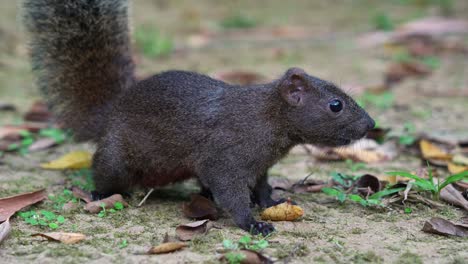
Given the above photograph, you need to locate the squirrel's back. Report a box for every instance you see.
[23,0,135,141]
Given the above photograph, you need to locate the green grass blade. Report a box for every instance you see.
[386,171,435,191]
[439,171,468,191]
[368,187,405,200]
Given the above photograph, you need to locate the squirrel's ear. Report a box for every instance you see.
[279,68,308,107]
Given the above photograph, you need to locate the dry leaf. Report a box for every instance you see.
[0,189,47,222]
[71,186,92,203]
[41,151,92,170]
[260,202,304,221]
[23,101,53,123]
[290,176,329,193]
[328,139,397,163]
[395,17,468,39]
[175,219,212,241]
[221,250,273,264]
[28,138,57,152]
[448,162,468,174]
[32,232,86,244]
[147,242,187,254]
[0,219,11,244]
[182,194,218,220]
[0,123,47,140]
[419,139,453,160]
[422,217,468,237]
[356,174,381,196]
[84,194,127,214]
[440,184,468,211]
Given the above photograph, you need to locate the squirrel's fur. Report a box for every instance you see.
[24,0,374,235]
[23,0,135,141]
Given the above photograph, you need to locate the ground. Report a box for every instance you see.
[1,0,468,263]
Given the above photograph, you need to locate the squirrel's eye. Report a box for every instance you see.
[329,99,343,113]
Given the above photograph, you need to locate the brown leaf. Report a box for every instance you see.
[147,242,187,254]
[24,101,53,123]
[260,202,304,221]
[0,124,44,140]
[0,219,11,244]
[329,139,397,163]
[440,184,468,211]
[0,189,47,222]
[182,194,218,220]
[448,162,468,174]
[422,217,468,237]
[221,250,273,264]
[84,194,127,214]
[32,232,86,244]
[420,139,453,160]
[385,61,431,86]
[395,17,468,39]
[175,219,212,241]
[71,186,92,203]
[355,174,381,196]
[28,138,57,152]
[291,176,329,193]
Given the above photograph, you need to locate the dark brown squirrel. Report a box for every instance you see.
[23,0,375,235]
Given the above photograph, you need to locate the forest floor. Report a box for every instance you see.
[1,1,468,263]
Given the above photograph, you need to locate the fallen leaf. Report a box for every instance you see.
[221,249,273,264]
[0,123,47,139]
[355,174,381,196]
[32,232,86,244]
[291,176,329,193]
[385,61,432,86]
[327,139,397,163]
[175,219,212,241]
[260,202,304,221]
[440,184,468,211]
[0,219,11,244]
[419,139,453,160]
[28,138,57,152]
[422,217,468,237]
[147,242,187,254]
[182,194,218,220]
[41,151,92,170]
[71,186,92,203]
[395,17,468,39]
[23,101,53,123]
[453,154,468,166]
[448,162,468,174]
[84,194,127,214]
[0,189,47,222]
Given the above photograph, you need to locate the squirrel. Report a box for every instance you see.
[23,0,375,235]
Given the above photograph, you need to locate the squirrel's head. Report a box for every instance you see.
[277,68,375,147]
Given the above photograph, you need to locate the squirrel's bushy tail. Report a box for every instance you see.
[23,0,135,141]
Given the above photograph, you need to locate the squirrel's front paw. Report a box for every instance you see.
[249,221,275,236]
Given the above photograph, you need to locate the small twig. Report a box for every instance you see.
[137,188,154,207]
